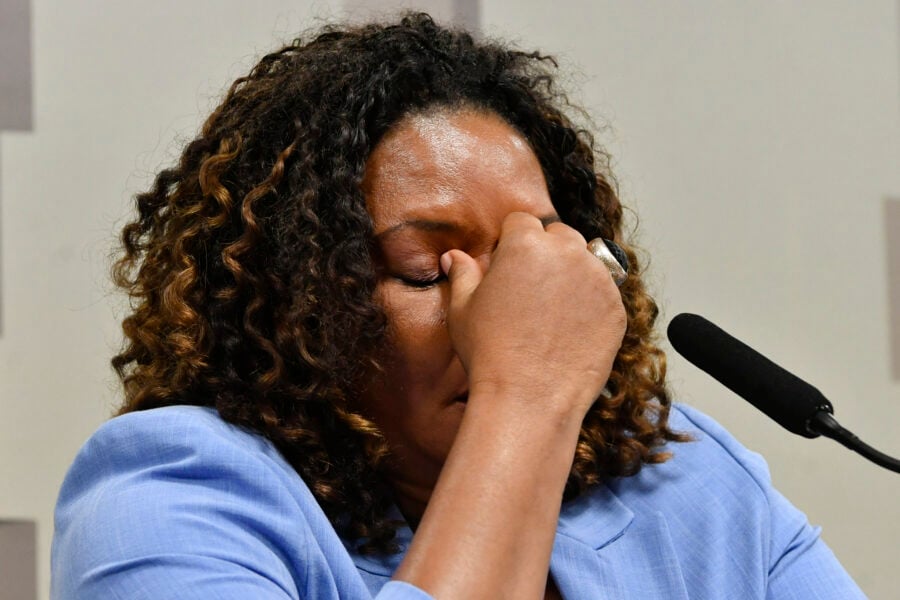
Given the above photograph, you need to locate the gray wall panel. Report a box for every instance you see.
[0,0,32,130]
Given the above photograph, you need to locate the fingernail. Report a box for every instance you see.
[440,252,453,274]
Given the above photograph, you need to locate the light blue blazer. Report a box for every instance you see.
[51,404,864,599]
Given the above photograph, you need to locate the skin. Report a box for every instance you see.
[361,108,627,599]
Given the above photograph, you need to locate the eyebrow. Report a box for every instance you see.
[375,214,562,238]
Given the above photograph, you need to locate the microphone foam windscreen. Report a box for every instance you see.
[667,313,832,438]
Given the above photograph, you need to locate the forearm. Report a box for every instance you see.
[393,389,584,600]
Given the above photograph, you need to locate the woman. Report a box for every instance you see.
[52,13,863,599]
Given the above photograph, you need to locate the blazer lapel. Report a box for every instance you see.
[348,485,689,599]
[551,484,689,599]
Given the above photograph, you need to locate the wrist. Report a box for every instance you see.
[466,377,598,428]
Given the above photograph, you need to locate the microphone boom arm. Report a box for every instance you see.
[809,412,900,474]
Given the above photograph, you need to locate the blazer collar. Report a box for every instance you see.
[557,481,634,549]
[345,505,412,577]
[347,483,634,577]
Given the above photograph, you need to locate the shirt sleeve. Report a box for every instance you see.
[377,581,436,599]
[51,407,434,600]
[763,482,867,599]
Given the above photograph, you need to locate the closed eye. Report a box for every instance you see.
[397,274,447,288]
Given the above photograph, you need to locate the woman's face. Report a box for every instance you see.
[361,108,558,503]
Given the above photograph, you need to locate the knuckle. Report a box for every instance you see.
[502,211,537,229]
[547,221,586,244]
[504,228,543,253]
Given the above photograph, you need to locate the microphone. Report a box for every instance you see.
[666,313,830,437]
[667,313,900,473]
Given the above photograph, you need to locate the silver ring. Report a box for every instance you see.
[587,238,628,287]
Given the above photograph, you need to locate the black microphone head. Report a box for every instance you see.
[667,313,833,438]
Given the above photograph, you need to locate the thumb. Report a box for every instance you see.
[441,249,482,310]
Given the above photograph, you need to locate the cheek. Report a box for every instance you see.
[376,276,447,323]
[375,287,465,475]
[379,285,450,373]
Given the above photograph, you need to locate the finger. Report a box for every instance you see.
[441,249,483,312]
[499,211,546,239]
[544,220,587,246]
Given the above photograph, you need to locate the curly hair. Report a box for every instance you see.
[113,12,688,553]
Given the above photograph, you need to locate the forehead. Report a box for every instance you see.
[362,109,552,232]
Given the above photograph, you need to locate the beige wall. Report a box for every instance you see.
[1,1,897,597]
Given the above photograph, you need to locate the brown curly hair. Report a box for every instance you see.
[113,12,687,553]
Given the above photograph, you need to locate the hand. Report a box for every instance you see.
[441,212,627,418]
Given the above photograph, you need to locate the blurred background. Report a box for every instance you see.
[1,1,898,598]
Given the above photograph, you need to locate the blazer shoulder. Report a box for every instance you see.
[52,406,335,598]
[662,403,773,493]
[83,405,279,459]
